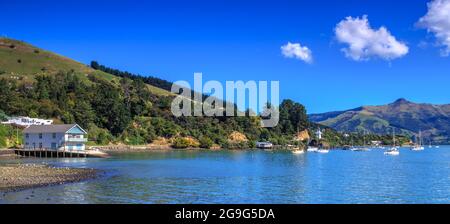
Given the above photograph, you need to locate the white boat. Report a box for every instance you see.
[384,147,400,156]
[292,150,305,154]
[256,142,273,149]
[411,131,425,151]
[292,137,305,154]
[316,149,329,154]
[411,146,424,151]
[435,146,440,148]
[352,147,370,151]
[307,147,318,152]
[385,129,400,156]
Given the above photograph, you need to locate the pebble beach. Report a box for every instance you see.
[0,149,98,192]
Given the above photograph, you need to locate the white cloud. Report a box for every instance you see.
[335,15,409,61]
[417,0,450,56]
[281,42,313,63]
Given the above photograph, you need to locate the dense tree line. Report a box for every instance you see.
[90,61,231,108]
[0,69,314,148]
[0,65,409,149]
[90,61,173,92]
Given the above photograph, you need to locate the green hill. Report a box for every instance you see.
[0,38,312,149]
[0,38,172,96]
[309,99,450,144]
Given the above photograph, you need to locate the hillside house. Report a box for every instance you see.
[2,116,53,127]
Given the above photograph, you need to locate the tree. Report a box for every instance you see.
[91,80,131,135]
[199,136,214,149]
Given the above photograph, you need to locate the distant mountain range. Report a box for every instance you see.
[309,99,450,144]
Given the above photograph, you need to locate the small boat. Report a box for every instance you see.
[411,145,424,151]
[435,146,440,148]
[307,147,318,152]
[351,147,370,152]
[385,129,400,156]
[316,149,329,154]
[292,138,305,154]
[411,131,425,151]
[384,147,400,156]
[256,142,273,150]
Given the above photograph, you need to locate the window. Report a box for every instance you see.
[52,133,56,138]
[25,142,29,145]
[25,133,29,138]
[39,143,42,149]
[39,133,42,139]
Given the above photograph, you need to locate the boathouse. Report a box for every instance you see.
[23,124,88,151]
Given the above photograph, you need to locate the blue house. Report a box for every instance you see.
[23,124,88,151]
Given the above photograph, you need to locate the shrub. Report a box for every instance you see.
[199,136,214,149]
[87,124,113,145]
[172,137,191,149]
[0,124,22,148]
[248,141,256,149]
[0,110,8,121]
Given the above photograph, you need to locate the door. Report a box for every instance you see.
[51,143,57,150]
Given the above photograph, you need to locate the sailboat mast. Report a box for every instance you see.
[363,131,365,147]
[419,131,422,146]
[393,128,396,147]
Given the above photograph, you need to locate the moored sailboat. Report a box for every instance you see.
[411,131,424,151]
[352,131,370,151]
[385,129,400,156]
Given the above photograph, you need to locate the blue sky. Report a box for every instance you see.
[2,0,449,113]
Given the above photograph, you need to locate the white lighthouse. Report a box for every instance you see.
[315,128,323,140]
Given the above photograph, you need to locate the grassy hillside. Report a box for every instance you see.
[0,38,171,96]
[0,38,316,149]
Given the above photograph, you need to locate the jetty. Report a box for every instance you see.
[14,149,108,158]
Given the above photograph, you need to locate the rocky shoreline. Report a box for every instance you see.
[0,149,99,192]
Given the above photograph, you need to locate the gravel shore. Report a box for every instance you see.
[0,149,17,160]
[0,163,98,192]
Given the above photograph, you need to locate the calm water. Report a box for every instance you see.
[1,146,450,204]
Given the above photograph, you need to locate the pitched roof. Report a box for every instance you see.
[23,124,83,134]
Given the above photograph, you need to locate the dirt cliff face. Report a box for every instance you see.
[183,136,201,148]
[294,130,310,141]
[228,131,248,143]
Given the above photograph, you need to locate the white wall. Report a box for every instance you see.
[23,133,85,151]
[24,133,65,150]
